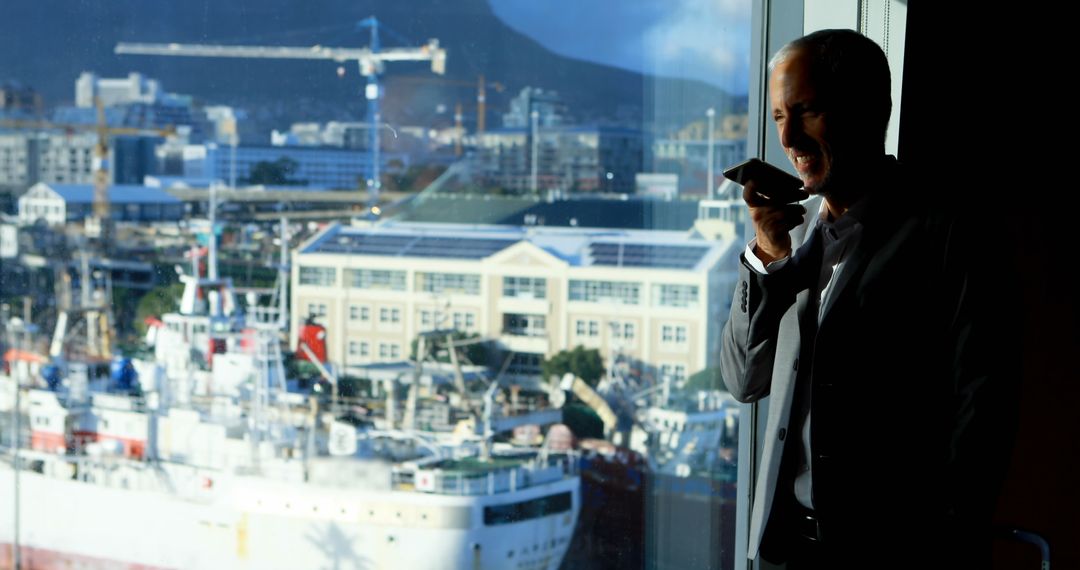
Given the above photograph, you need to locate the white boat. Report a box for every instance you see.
[1,228,580,570]
[0,428,580,569]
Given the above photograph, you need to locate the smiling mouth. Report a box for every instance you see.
[792,153,817,171]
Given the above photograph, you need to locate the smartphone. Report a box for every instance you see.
[722,158,807,203]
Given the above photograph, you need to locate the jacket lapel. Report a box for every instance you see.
[746,196,823,560]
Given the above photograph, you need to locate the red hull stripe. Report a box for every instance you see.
[1,543,172,570]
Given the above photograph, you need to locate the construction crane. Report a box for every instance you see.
[88,97,110,242]
[115,16,447,210]
[0,99,176,245]
[2,102,176,376]
[393,74,505,133]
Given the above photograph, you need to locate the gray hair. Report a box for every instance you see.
[768,42,799,73]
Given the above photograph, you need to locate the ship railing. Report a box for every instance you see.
[393,451,581,496]
[395,465,526,496]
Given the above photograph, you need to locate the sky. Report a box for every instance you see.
[487,0,752,94]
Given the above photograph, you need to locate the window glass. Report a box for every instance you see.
[653,283,701,308]
[568,279,641,305]
[0,1,753,569]
[503,276,547,299]
[416,272,481,295]
[298,265,336,286]
[345,268,406,291]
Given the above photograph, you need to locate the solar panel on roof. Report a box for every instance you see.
[588,242,709,269]
[310,232,515,259]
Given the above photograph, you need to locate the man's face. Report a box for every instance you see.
[769,51,834,193]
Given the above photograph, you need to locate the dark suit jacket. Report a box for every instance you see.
[720,156,1018,567]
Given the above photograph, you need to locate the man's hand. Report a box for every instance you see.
[743,180,806,263]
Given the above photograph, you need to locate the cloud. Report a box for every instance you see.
[487,0,750,93]
[642,0,751,92]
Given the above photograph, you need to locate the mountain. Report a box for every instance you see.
[0,0,746,139]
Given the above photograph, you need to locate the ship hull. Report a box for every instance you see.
[0,462,579,570]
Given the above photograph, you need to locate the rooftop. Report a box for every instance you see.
[36,183,182,205]
[301,221,734,272]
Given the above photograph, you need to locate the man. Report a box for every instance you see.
[720,29,1017,568]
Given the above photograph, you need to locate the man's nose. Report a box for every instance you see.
[778,120,799,149]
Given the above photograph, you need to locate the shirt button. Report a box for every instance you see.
[778,428,787,441]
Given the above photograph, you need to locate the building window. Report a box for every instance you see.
[348,340,365,356]
[299,266,336,286]
[349,304,370,322]
[661,324,688,345]
[660,364,688,384]
[345,268,406,291]
[609,321,636,342]
[379,343,401,360]
[653,284,700,308]
[306,303,328,319]
[416,272,481,295]
[453,311,476,331]
[503,276,547,299]
[380,307,401,324]
[568,279,640,305]
[507,352,543,377]
[422,309,448,330]
[576,319,600,337]
[503,313,546,337]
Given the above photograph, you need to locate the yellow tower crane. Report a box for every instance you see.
[0,99,176,245]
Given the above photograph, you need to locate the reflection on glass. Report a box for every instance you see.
[0,0,749,568]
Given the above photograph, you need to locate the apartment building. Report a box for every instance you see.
[291,221,739,384]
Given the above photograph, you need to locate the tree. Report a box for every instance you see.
[685,366,727,392]
[244,157,304,186]
[542,345,604,388]
[133,283,185,336]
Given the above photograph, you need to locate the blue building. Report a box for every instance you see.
[17,183,184,226]
[193,143,408,190]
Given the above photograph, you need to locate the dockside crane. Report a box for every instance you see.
[115,17,447,212]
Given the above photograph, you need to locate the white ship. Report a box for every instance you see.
[1,232,581,570]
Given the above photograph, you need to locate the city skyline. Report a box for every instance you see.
[0,0,749,140]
